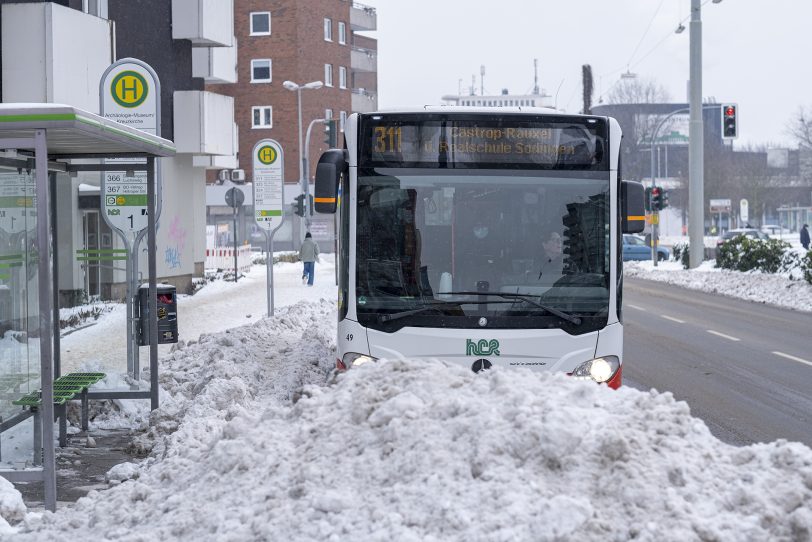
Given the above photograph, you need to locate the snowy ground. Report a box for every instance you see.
[3,252,812,539]
[625,259,812,313]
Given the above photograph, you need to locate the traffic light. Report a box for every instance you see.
[650,187,662,211]
[293,194,305,217]
[660,189,669,210]
[308,194,314,216]
[324,119,337,147]
[722,103,737,139]
[644,186,652,212]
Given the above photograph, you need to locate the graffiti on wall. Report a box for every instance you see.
[164,215,187,270]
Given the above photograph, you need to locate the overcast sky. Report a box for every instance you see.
[363,0,808,148]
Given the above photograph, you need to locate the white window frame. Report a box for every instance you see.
[339,111,347,132]
[252,106,273,129]
[325,108,333,120]
[338,21,346,44]
[339,66,347,89]
[251,59,272,83]
[324,18,332,41]
[250,11,271,36]
[324,64,333,87]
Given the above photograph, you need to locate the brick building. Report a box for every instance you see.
[208,0,378,185]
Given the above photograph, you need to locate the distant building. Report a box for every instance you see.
[441,90,553,109]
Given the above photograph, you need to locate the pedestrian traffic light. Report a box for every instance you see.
[721,103,737,139]
[324,119,337,147]
[650,187,662,211]
[293,194,305,217]
[308,194,314,216]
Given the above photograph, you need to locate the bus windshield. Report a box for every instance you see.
[355,168,611,333]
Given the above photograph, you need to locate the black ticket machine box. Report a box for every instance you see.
[138,283,178,345]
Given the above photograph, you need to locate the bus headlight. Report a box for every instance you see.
[571,356,620,384]
[342,353,378,368]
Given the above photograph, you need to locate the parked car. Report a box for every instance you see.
[716,228,769,248]
[622,234,670,262]
[760,224,790,236]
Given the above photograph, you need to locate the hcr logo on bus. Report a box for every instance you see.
[466,339,500,357]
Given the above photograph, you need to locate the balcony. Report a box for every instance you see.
[350,2,377,31]
[352,89,377,113]
[351,46,377,73]
[192,37,237,83]
[1,3,112,114]
[172,0,233,47]
[173,91,235,156]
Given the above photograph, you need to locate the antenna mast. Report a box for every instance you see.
[480,65,485,96]
[533,58,540,95]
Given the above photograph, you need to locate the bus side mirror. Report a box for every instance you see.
[314,149,347,214]
[621,180,645,234]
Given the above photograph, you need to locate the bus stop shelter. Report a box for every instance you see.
[0,103,175,511]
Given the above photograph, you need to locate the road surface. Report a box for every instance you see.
[623,276,812,448]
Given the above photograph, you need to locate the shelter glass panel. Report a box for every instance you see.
[0,170,40,469]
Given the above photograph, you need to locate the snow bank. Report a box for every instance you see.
[0,476,25,535]
[626,260,812,313]
[15,317,812,541]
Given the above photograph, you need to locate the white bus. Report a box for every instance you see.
[315,108,644,388]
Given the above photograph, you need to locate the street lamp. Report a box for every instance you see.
[684,0,721,268]
[283,80,323,235]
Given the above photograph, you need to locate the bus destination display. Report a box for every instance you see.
[362,117,606,168]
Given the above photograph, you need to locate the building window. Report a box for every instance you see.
[325,108,333,120]
[251,59,272,83]
[250,12,271,35]
[340,111,347,132]
[338,21,346,44]
[324,64,333,87]
[339,66,347,89]
[324,18,332,41]
[252,106,273,129]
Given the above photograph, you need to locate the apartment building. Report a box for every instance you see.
[0,0,238,299]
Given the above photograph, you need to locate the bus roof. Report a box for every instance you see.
[370,105,565,115]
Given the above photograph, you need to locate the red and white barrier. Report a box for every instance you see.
[205,245,252,273]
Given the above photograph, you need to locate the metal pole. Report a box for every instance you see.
[124,236,133,377]
[147,157,159,411]
[50,172,67,448]
[296,88,305,241]
[267,232,274,316]
[688,0,705,268]
[232,204,238,282]
[34,129,57,511]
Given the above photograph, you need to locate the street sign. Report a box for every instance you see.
[740,199,749,223]
[252,139,285,232]
[0,173,35,234]
[99,58,160,234]
[709,199,731,213]
[225,187,245,208]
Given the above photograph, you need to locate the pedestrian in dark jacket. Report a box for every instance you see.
[299,232,320,286]
[801,224,810,250]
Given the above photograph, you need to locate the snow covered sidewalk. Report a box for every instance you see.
[625,260,812,313]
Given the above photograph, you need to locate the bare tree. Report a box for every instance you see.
[604,76,670,105]
[787,106,812,148]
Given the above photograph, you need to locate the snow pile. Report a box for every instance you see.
[0,477,25,535]
[16,350,812,540]
[626,260,812,313]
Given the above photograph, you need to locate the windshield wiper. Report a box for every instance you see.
[377,299,495,323]
[443,291,582,325]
